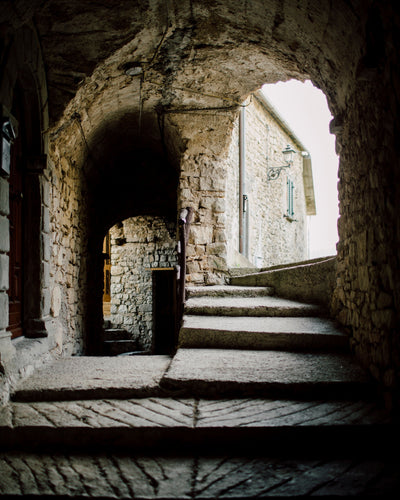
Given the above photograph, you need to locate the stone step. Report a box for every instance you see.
[103,339,139,356]
[102,328,132,341]
[162,348,373,400]
[0,396,393,454]
[186,285,274,298]
[1,450,399,499]
[184,295,324,317]
[11,356,173,402]
[179,316,348,351]
[229,256,336,307]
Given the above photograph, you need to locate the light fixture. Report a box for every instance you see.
[124,62,143,77]
[1,115,17,177]
[267,144,296,181]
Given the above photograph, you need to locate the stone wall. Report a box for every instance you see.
[328,2,400,408]
[108,217,177,350]
[226,94,310,269]
[0,23,77,404]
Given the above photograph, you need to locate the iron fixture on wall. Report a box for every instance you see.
[267,144,296,181]
[1,115,17,177]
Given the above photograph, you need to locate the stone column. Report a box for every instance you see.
[0,176,14,364]
[24,155,50,338]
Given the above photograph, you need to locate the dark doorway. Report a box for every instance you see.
[152,269,177,354]
[7,96,24,339]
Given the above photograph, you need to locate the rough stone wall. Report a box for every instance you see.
[226,95,309,269]
[176,111,237,285]
[109,217,177,350]
[0,23,75,405]
[330,3,400,408]
[47,146,86,357]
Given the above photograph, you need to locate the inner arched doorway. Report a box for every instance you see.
[81,112,179,355]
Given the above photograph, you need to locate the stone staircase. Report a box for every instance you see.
[161,284,372,401]
[0,278,399,497]
[101,327,139,356]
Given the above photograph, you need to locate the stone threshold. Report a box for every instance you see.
[0,397,394,453]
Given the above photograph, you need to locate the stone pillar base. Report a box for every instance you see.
[0,330,16,365]
[25,318,48,338]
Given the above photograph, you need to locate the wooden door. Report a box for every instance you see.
[102,232,111,316]
[7,127,24,339]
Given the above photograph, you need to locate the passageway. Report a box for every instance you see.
[1,0,400,415]
[1,2,400,496]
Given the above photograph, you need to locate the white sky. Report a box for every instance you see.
[262,80,339,258]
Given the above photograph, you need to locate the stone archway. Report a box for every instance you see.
[25,0,400,401]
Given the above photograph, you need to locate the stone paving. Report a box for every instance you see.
[1,451,399,498]
[2,287,399,497]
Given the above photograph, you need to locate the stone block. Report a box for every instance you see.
[0,292,8,329]
[0,217,9,252]
[42,234,50,262]
[41,287,51,317]
[189,225,213,245]
[0,178,9,216]
[42,206,50,234]
[0,254,9,290]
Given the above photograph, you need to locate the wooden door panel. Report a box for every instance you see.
[7,114,24,339]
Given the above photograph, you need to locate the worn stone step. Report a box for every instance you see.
[179,316,348,351]
[162,348,373,400]
[102,328,132,341]
[1,450,399,499]
[0,397,393,454]
[184,295,324,317]
[11,356,173,402]
[186,285,274,298]
[103,339,139,356]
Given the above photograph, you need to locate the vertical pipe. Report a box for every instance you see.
[239,104,247,256]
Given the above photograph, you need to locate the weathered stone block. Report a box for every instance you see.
[0,292,8,329]
[0,254,9,290]
[0,178,9,216]
[0,217,9,253]
[42,206,50,234]
[189,225,213,245]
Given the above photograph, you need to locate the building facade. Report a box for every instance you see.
[225,91,315,269]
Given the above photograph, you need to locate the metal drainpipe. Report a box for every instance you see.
[239,104,247,257]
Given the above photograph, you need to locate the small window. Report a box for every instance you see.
[286,177,294,218]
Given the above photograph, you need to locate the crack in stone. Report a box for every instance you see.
[194,457,255,495]
[20,457,41,494]
[103,400,176,426]
[124,399,193,426]
[52,403,93,426]
[109,456,136,498]
[66,456,92,497]
[94,455,121,498]
[27,404,59,427]
[79,402,132,427]
[2,456,24,495]
[133,457,160,496]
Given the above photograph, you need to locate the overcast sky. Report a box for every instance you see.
[262,79,339,258]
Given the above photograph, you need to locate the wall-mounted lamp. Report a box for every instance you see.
[267,144,296,181]
[124,62,143,76]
